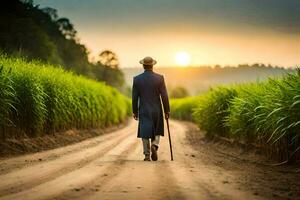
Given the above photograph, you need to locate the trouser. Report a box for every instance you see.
[142,135,160,155]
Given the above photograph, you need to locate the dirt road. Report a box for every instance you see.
[0,120,298,200]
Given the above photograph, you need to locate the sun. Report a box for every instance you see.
[175,52,191,67]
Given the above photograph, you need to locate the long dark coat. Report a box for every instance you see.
[132,70,170,139]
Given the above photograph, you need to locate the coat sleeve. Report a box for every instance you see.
[159,76,170,113]
[132,78,139,115]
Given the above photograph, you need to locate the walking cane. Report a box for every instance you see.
[166,118,174,161]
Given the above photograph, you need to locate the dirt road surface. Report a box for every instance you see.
[0,120,298,200]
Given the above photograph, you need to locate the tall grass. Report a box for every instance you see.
[171,70,300,162]
[0,66,15,138]
[0,54,130,139]
[225,72,300,161]
[193,86,238,137]
[170,96,199,121]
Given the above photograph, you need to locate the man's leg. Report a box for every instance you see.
[150,135,160,161]
[151,135,160,148]
[142,138,150,161]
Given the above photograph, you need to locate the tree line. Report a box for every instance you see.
[0,0,125,90]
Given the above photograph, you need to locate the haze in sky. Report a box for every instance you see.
[34,0,300,68]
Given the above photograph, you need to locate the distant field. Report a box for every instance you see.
[122,66,293,95]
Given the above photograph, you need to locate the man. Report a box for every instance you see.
[132,56,170,161]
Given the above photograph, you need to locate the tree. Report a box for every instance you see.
[98,50,119,69]
[0,0,126,90]
[0,0,89,74]
[41,7,58,21]
[56,18,77,39]
[170,86,189,98]
[91,63,124,88]
[90,50,124,89]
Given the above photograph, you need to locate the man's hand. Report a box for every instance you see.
[165,112,170,120]
[133,113,138,120]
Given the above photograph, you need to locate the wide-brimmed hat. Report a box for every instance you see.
[139,56,157,66]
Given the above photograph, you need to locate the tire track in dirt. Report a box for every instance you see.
[50,140,141,200]
[0,134,139,200]
[0,121,134,175]
[0,122,135,197]
[166,120,225,200]
[166,120,262,200]
[85,123,187,200]
[0,120,269,200]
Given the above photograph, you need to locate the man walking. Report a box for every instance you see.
[132,56,170,161]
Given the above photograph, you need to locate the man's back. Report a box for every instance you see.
[133,70,165,108]
[132,69,169,139]
[132,56,170,161]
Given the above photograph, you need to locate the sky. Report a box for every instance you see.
[34,0,300,68]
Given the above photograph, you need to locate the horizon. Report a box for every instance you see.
[34,0,300,68]
[120,63,293,69]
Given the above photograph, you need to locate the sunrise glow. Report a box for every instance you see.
[175,52,191,67]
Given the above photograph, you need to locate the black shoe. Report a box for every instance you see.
[151,145,158,161]
[144,154,151,161]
